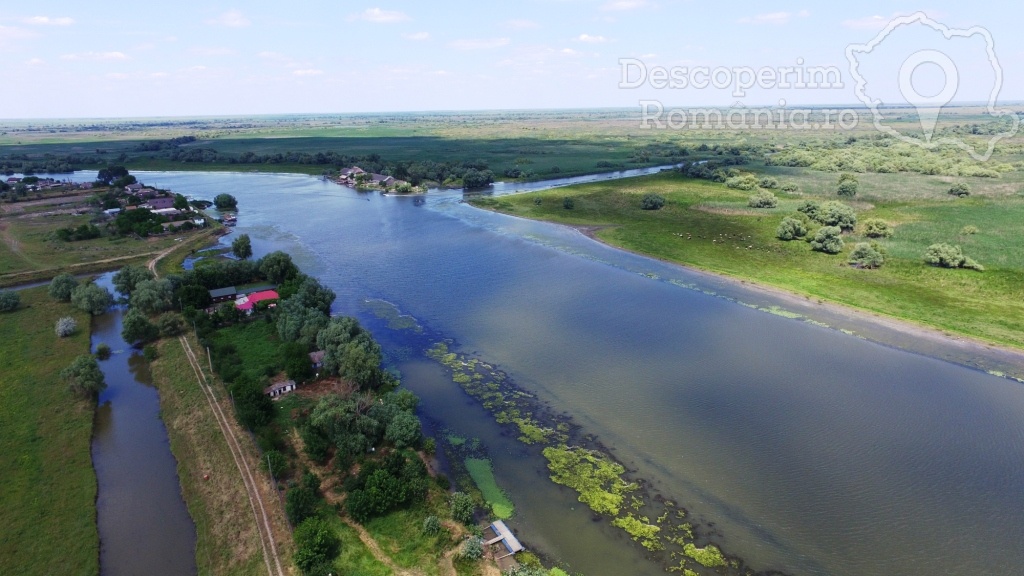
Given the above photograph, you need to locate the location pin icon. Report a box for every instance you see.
[898,50,959,142]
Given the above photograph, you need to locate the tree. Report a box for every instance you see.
[62,354,106,399]
[130,279,175,315]
[385,411,422,449]
[157,313,184,337]
[862,218,893,238]
[55,316,77,337]
[848,242,884,269]
[96,165,129,185]
[810,226,844,254]
[173,194,189,210]
[747,190,778,208]
[286,484,320,526]
[122,308,159,344]
[49,273,79,301]
[231,234,253,260]
[259,251,299,284]
[562,197,575,210]
[71,283,114,316]
[277,299,329,348]
[462,168,494,189]
[837,173,859,197]
[0,289,20,312]
[949,182,970,197]
[775,217,807,241]
[113,265,154,298]
[292,518,340,575]
[449,492,474,524]
[213,193,238,211]
[923,243,984,271]
[640,194,665,210]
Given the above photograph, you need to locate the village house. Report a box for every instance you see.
[263,380,296,398]
[145,196,175,210]
[235,289,280,313]
[125,183,144,193]
[208,286,237,303]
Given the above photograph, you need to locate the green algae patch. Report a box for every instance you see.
[613,514,663,551]
[683,543,727,568]
[361,298,423,332]
[542,446,638,516]
[465,458,514,519]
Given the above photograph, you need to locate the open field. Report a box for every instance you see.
[0,288,98,576]
[471,168,1024,350]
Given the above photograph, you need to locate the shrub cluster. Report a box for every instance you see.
[923,243,983,271]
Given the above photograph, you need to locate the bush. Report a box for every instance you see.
[640,193,665,210]
[837,173,859,197]
[71,283,114,316]
[143,345,159,361]
[747,190,778,208]
[459,536,484,560]
[157,313,184,337]
[423,515,441,535]
[949,182,970,197]
[449,491,474,524]
[780,183,799,192]
[775,217,807,241]
[725,174,759,190]
[286,485,320,526]
[816,201,857,231]
[759,176,780,189]
[49,273,79,301]
[95,343,112,360]
[861,218,893,238]
[0,289,21,312]
[923,243,983,271]
[293,518,340,575]
[562,197,575,210]
[960,225,979,235]
[810,226,844,254]
[848,242,885,269]
[55,316,77,337]
[796,200,820,221]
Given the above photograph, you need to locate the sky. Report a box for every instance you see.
[1,1,1021,118]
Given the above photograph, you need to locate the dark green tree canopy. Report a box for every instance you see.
[71,283,114,316]
[213,193,238,211]
[231,234,253,260]
[62,354,106,399]
[113,265,155,297]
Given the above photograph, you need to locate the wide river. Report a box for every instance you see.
[94,170,1024,576]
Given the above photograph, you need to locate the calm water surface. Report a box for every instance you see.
[110,171,1024,576]
[90,273,197,576]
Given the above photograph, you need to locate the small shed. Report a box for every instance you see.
[309,350,326,369]
[209,286,237,303]
[264,380,296,398]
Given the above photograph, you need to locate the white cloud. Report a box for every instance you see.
[403,31,430,41]
[23,16,74,26]
[293,69,323,76]
[348,8,410,23]
[505,19,539,29]
[60,51,128,61]
[741,11,802,24]
[205,10,251,28]
[105,72,129,80]
[449,37,510,50]
[841,15,891,30]
[576,34,607,43]
[600,0,649,11]
[25,57,45,66]
[257,51,289,62]
[150,72,169,78]
[562,48,581,55]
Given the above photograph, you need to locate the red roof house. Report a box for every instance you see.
[235,290,279,312]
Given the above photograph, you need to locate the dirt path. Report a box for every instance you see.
[178,335,286,576]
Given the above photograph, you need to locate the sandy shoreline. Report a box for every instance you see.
[564,222,1024,377]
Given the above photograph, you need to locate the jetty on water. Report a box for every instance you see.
[485,520,523,559]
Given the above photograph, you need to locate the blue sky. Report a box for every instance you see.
[1,1,1021,118]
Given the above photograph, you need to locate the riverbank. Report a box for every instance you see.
[0,287,98,576]
[469,171,1024,377]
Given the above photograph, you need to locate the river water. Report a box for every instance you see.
[87,170,1024,576]
[90,273,197,576]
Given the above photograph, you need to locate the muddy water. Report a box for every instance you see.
[90,274,197,576]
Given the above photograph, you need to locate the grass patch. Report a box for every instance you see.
[328,516,393,576]
[364,506,446,575]
[150,337,269,576]
[0,287,98,576]
[464,458,514,519]
[472,170,1024,350]
[209,320,282,382]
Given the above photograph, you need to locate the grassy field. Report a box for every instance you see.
[471,169,1024,349]
[0,288,98,576]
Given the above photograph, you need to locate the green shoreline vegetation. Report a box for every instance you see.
[0,287,98,576]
